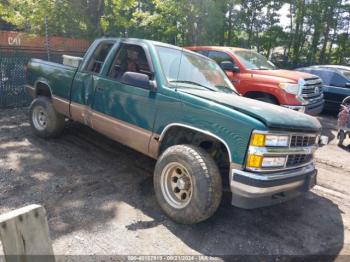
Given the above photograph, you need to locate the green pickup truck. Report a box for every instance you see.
[26,38,321,224]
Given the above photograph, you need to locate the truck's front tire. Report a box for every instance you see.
[29,96,65,138]
[255,96,278,105]
[154,145,222,224]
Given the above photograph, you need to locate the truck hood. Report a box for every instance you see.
[251,69,316,82]
[179,89,321,133]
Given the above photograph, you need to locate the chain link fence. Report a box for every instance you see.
[0,49,65,108]
[0,31,89,109]
[0,50,30,108]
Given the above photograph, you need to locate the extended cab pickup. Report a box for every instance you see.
[187,46,325,115]
[26,38,321,224]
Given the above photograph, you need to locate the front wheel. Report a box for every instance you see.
[255,96,278,105]
[29,96,65,138]
[154,145,222,224]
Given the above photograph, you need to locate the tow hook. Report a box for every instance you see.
[272,192,286,199]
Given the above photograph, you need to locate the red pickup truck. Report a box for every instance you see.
[187,46,324,115]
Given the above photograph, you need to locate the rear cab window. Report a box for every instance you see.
[208,51,235,65]
[193,50,238,68]
[85,41,114,74]
[194,50,208,56]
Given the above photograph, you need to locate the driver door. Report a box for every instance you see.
[91,42,157,155]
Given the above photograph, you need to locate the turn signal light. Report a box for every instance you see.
[247,154,263,168]
[250,133,265,147]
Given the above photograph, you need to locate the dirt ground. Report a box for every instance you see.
[0,108,349,258]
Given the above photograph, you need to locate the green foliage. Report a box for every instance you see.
[1,0,349,66]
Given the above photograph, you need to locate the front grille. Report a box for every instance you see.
[290,135,316,147]
[286,133,316,168]
[301,77,323,100]
[286,154,313,167]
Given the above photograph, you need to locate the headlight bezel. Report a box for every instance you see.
[246,130,318,172]
[250,132,290,148]
[247,131,291,170]
[279,82,300,95]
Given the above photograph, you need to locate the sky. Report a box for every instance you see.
[277,3,291,30]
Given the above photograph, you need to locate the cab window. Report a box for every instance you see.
[312,70,333,85]
[86,42,114,74]
[108,44,152,80]
[208,51,235,65]
[194,50,208,56]
[330,73,348,88]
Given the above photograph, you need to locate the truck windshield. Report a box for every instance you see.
[234,50,277,70]
[156,46,237,94]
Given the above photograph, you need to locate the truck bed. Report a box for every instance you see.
[27,58,78,101]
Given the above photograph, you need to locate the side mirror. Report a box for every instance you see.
[121,72,157,91]
[220,61,240,73]
[232,66,240,73]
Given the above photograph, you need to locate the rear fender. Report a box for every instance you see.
[34,78,53,97]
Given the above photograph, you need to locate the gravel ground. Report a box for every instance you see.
[0,108,349,258]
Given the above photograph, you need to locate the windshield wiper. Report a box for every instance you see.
[215,85,238,94]
[256,66,273,70]
[170,80,217,92]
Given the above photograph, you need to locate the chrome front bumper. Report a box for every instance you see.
[230,164,317,209]
[282,105,306,113]
[282,98,324,115]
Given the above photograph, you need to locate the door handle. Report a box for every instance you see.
[96,86,104,92]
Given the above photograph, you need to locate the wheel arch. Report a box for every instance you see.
[245,91,280,104]
[158,123,232,161]
[34,79,53,98]
[157,123,234,190]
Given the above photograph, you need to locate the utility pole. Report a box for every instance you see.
[45,16,50,61]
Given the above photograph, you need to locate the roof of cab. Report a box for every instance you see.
[298,65,350,72]
[96,37,183,50]
[94,37,214,62]
[311,65,350,71]
[186,46,250,53]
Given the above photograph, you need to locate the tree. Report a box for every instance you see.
[0,0,349,67]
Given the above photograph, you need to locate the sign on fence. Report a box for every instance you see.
[0,30,89,109]
[0,31,90,53]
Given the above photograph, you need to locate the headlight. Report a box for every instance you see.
[247,131,292,170]
[251,133,289,147]
[265,135,289,147]
[262,156,286,167]
[279,82,300,95]
[247,155,286,168]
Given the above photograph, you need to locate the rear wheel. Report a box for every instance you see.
[29,96,65,138]
[154,145,222,224]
